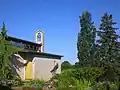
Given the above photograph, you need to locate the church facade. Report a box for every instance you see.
[8,30,63,81]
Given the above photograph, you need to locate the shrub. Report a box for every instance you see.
[59,68,104,82]
[53,67,103,89]
[89,82,119,90]
[22,79,45,88]
[0,76,23,87]
[50,74,60,81]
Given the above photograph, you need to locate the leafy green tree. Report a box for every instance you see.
[77,11,96,67]
[61,61,72,71]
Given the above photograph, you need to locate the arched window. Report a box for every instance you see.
[37,32,41,42]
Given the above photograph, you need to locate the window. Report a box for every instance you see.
[30,45,34,50]
[21,43,25,48]
[11,41,16,46]
[16,42,21,47]
[37,32,41,42]
[24,44,29,49]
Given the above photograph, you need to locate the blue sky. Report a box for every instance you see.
[0,0,120,64]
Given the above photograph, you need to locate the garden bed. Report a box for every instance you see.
[12,87,38,90]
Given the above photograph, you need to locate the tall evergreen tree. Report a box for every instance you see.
[0,23,19,81]
[0,22,10,79]
[77,11,96,67]
[97,13,120,69]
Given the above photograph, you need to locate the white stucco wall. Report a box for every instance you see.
[34,57,62,81]
[11,54,25,80]
[11,53,62,81]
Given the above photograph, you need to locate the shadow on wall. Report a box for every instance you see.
[11,54,31,79]
[50,62,59,77]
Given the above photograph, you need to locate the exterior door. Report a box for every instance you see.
[25,61,33,80]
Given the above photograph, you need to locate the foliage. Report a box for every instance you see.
[96,68,119,83]
[76,11,120,87]
[57,87,76,90]
[96,13,120,69]
[22,79,45,88]
[57,68,104,89]
[52,12,120,90]
[50,74,60,81]
[90,82,119,90]
[72,62,80,69]
[94,13,120,82]
[0,23,11,79]
[75,79,92,90]
[58,78,91,90]
[61,61,72,71]
[1,77,23,87]
[0,23,21,86]
[77,11,96,67]
[77,12,120,69]
[54,68,120,90]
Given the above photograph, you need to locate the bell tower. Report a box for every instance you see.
[35,30,44,52]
